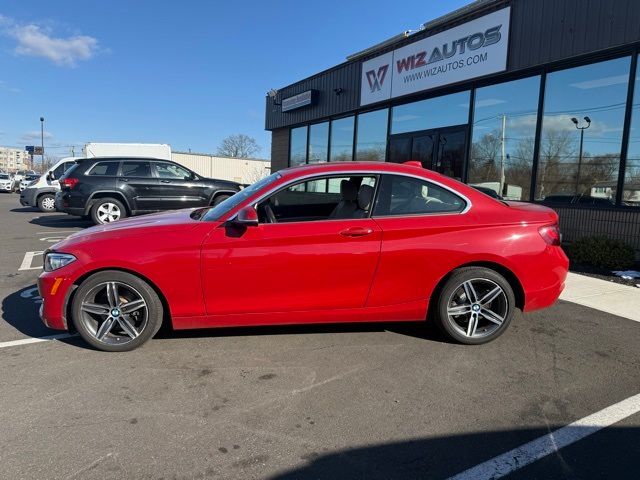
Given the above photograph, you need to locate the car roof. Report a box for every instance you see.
[78,156,172,162]
[280,161,448,179]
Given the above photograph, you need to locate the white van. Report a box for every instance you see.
[19,157,81,212]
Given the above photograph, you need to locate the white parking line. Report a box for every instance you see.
[19,251,44,271]
[0,333,77,349]
[448,392,640,479]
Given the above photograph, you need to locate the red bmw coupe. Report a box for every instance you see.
[38,162,568,352]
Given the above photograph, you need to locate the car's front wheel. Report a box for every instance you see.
[435,267,515,345]
[71,271,163,352]
[91,197,127,225]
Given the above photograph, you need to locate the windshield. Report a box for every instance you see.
[202,172,281,222]
[0,174,9,179]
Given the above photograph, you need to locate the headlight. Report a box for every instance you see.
[44,253,77,272]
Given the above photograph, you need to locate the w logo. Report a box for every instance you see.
[366,64,389,93]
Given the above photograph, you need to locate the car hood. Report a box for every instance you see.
[53,208,215,250]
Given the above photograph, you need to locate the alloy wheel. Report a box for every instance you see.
[97,202,121,223]
[446,278,508,339]
[41,196,55,211]
[79,281,148,346]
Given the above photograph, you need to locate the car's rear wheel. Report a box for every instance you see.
[435,267,515,345]
[212,194,231,206]
[91,198,127,224]
[37,193,56,212]
[71,271,163,352]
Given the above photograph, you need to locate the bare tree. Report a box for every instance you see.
[217,134,261,158]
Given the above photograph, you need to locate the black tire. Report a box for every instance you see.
[37,193,56,212]
[90,197,127,225]
[434,267,515,345]
[71,270,163,352]
[212,194,231,206]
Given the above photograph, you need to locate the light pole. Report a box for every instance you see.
[40,116,45,169]
[571,116,590,193]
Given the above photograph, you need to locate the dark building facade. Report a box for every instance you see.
[265,0,640,251]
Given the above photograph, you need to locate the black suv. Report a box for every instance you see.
[57,157,241,224]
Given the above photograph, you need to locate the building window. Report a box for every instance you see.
[356,108,388,161]
[535,56,631,204]
[469,76,541,201]
[329,116,354,161]
[308,122,329,163]
[623,55,640,207]
[391,91,470,135]
[290,126,308,166]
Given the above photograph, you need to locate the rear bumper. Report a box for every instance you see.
[522,247,569,312]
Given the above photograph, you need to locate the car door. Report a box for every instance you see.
[366,173,472,308]
[201,174,382,316]
[117,160,158,212]
[152,161,206,209]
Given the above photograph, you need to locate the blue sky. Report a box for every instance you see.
[0,0,468,159]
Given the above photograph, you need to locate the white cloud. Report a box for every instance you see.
[570,74,629,90]
[0,15,99,67]
[0,80,20,93]
[20,131,54,142]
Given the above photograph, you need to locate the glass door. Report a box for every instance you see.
[388,126,467,180]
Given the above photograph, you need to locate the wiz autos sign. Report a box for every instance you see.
[361,7,511,105]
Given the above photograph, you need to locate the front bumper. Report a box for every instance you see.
[0,184,13,192]
[21,188,37,206]
[38,264,85,330]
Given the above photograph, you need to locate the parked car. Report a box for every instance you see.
[13,169,36,190]
[19,174,40,192]
[56,157,241,225]
[20,157,80,212]
[471,185,503,199]
[0,173,15,193]
[541,194,615,207]
[39,161,569,352]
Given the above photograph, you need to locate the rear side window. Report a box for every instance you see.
[155,162,191,179]
[88,162,119,176]
[121,161,152,177]
[373,174,466,216]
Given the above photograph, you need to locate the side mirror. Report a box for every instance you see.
[231,206,258,227]
[47,171,54,181]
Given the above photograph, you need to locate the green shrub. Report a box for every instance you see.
[567,236,636,270]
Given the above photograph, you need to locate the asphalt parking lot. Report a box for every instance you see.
[1,191,639,480]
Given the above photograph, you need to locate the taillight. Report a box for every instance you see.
[61,178,79,189]
[538,224,561,246]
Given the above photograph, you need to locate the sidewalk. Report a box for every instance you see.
[560,272,640,322]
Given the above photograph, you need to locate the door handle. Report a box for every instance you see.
[122,178,129,182]
[160,179,171,183]
[340,227,374,237]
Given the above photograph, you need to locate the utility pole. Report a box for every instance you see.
[571,116,591,193]
[500,114,506,196]
[40,116,45,168]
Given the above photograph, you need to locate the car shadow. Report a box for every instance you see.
[29,214,93,229]
[265,427,640,480]
[156,318,449,344]
[10,206,40,213]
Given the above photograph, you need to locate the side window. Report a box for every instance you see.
[63,162,74,173]
[52,164,65,179]
[373,175,466,216]
[88,162,119,176]
[155,162,191,179]
[257,175,377,223]
[121,161,152,177]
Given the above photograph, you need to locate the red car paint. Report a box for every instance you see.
[38,162,568,332]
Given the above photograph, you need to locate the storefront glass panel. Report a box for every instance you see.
[623,55,640,207]
[290,126,308,167]
[355,109,388,161]
[535,57,631,204]
[329,116,355,161]
[308,122,329,163]
[469,76,541,201]
[391,91,470,135]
